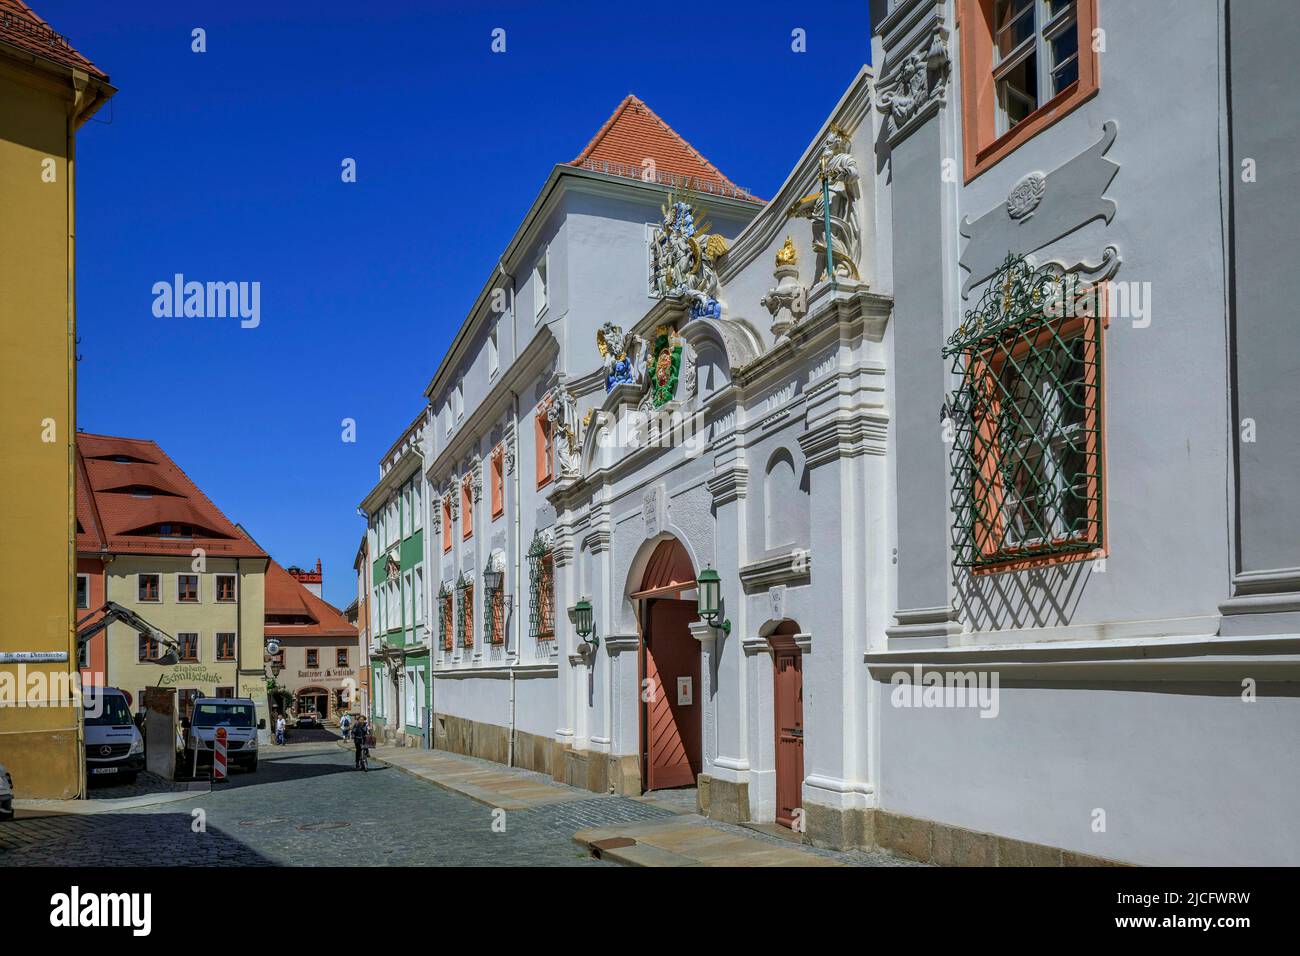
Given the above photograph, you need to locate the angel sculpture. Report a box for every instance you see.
[547,385,583,478]
[596,322,647,392]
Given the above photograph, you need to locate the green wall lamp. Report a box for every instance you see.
[696,566,731,635]
[569,598,599,651]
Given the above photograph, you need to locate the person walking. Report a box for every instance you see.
[351,715,369,771]
[339,712,352,739]
[275,712,286,746]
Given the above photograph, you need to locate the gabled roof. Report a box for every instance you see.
[0,0,108,80]
[568,94,761,203]
[75,433,267,559]
[263,557,357,640]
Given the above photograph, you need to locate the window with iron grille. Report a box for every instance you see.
[527,530,555,641]
[456,573,474,648]
[944,254,1104,569]
[483,564,505,644]
[438,581,452,650]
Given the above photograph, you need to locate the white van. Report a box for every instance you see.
[181,697,262,774]
[83,687,145,784]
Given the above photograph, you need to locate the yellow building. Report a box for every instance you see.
[76,434,270,731]
[0,2,115,798]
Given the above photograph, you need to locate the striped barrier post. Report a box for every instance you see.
[213,726,228,782]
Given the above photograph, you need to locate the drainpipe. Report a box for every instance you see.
[502,259,522,769]
[66,91,87,800]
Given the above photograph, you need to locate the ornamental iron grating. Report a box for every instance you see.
[438,581,451,650]
[527,530,555,641]
[455,572,473,647]
[943,254,1104,568]
[483,561,505,644]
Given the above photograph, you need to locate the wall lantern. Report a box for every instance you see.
[483,567,504,593]
[569,598,599,651]
[696,566,731,634]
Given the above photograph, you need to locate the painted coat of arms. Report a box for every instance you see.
[647,325,683,408]
[650,195,728,319]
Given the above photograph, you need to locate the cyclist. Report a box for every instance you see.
[351,715,369,771]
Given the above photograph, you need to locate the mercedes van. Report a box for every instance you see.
[83,686,145,783]
[182,697,262,774]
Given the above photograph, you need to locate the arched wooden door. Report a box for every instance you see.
[770,629,804,828]
[634,538,701,792]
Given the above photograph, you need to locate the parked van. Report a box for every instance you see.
[83,687,145,784]
[181,697,263,774]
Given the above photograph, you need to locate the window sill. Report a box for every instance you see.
[965,81,1098,183]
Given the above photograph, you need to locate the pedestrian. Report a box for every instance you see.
[275,712,286,746]
[351,715,369,770]
[339,712,352,739]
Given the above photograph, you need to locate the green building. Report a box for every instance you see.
[359,410,430,746]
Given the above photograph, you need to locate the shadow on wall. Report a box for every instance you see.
[954,557,1093,633]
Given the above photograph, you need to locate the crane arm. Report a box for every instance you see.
[76,601,179,652]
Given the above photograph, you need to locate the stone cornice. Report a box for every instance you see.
[798,413,889,467]
[739,550,813,591]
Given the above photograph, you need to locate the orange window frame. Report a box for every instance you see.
[461,476,474,540]
[491,446,504,520]
[488,586,505,644]
[537,552,555,639]
[535,398,554,490]
[442,497,452,553]
[463,585,475,647]
[968,299,1105,575]
[958,0,1100,182]
[442,594,454,650]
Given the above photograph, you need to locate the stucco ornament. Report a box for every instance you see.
[430,504,441,534]
[547,384,583,478]
[788,125,862,282]
[650,195,728,319]
[449,490,459,521]
[470,464,483,502]
[596,321,648,392]
[874,23,950,137]
[761,235,808,339]
[641,325,687,409]
[1007,172,1047,220]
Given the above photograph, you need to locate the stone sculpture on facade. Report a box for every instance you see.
[650,196,729,319]
[548,384,583,478]
[788,125,862,283]
[596,321,648,392]
[873,21,950,139]
[761,236,809,339]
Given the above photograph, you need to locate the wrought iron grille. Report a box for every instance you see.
[437,582,451,650]
[527,530,555,641]
[455,573,473,648]
[943,254,1104,568]
[483,563,505,644]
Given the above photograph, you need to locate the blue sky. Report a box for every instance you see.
[52,0,872,609]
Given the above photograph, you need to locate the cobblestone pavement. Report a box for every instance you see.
[0,744,652,866]
[85,771,192,800]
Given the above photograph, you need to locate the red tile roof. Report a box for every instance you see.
[263,557,356,640]
[75,433,267,559]
[568,94,761,203]
[0,0,108,80]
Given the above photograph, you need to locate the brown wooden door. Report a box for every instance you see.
[774,646,804,828]
[643,599,701,791]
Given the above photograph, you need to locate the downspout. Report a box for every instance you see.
[502,260,521,768]
[67,84,86,800]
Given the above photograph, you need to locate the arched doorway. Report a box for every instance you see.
[633,537,701,792]
[768,621,804,829]
[295,686,328,717]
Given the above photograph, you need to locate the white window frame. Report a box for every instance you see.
[992,0,1080,136]
[488,325,500,378]
[215,573,237,603]
[533,250,549,322]
[413,480,423,531]
[176,573,201,604]
[76,573,90,610]
[137,573,162,604]
[176,631,201,663]
[413,564,425,625]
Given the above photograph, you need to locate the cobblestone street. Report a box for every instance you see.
[0,744,654,867]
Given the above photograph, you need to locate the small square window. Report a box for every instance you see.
[307,649,319,668]
[216,633,236,661]
[336,648,348,668]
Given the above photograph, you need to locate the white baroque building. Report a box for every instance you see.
[360,0,1300,866]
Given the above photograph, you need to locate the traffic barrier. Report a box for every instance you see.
[213,726,228,782]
